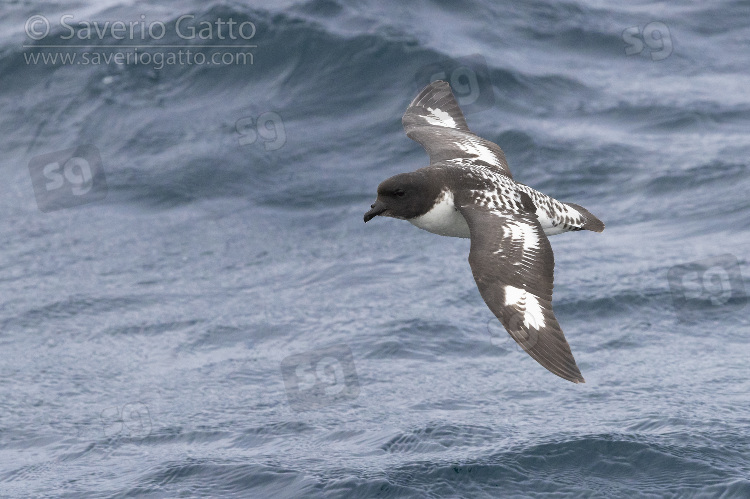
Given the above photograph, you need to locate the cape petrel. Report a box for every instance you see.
[364,80,604,383]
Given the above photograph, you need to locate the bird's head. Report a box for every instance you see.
[364,171,440,222]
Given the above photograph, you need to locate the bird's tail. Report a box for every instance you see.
[565,203,605,232]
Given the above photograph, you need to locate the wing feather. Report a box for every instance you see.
[458,204,585,383]
[403,81,512,178]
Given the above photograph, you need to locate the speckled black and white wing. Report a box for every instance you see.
[457,202,585,383]
[403,81,512,178]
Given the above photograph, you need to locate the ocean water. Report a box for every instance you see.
[1,0,749,497]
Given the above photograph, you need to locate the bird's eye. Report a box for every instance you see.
[394,189,405,197]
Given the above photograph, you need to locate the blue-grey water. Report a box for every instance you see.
[1,1,749,497]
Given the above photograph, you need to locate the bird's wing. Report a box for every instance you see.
[457,202,585,383]
[402,80,512,178]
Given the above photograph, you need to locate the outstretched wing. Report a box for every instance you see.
[457,203,585,383]
[403,80,512,178]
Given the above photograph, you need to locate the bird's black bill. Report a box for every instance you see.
[364,201,387,222]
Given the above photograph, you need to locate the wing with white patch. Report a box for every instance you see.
[458,204,585,383]
[403,81,512,178]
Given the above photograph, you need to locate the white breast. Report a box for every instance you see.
[408,190,471,238]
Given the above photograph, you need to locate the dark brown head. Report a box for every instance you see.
[364,171,441,222]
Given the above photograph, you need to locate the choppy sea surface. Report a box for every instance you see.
[1,0,749,497]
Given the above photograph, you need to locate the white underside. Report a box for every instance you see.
[408,190,471,238]
[408,189,583,238]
